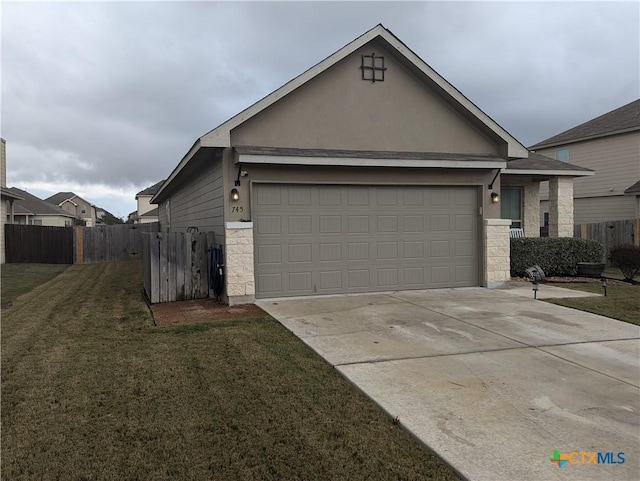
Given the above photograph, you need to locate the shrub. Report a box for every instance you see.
[510,237,603,277]
[609,244,640,281]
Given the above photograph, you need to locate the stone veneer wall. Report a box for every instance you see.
[549,177,574,237]
[484,218,511,287]
[224,222,255,305]
[523,181,540,238]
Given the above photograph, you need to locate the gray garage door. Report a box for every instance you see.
[253,184,479,298]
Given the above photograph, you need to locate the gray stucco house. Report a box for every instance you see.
[152,25,592,305]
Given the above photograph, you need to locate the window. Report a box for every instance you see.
[31,219,43,226]
[543,212,549,227]
[555,148,569,162]
[81,206,87,214]
[65,219,72,227]
[500,187,522,228]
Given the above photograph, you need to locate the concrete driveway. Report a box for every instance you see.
[257,287,640,481]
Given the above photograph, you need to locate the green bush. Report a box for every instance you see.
[510,237,603,277]
[609,244,640,281]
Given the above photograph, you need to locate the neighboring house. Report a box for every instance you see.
[151,24,591,304]
[45,192,97,226]
[1,138,24,263]
[133,180,164,224]
[7,187,76,226]
[530,99,640,225]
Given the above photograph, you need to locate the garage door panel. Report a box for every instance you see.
[454,188,477,205]
[376,188,399,206]
[257,244,282,264]
[287,187,311,206]
[348,270,371,288]
[319,243,341,261]
[455,214,474,232]
[256,185,282,205]
[404,267,425,285]
[378,268,399,286]
[257,273,283,293]
[455,239,474,257]
[288,244,312,263]
[403,215,424,232]
[319,187,342,205]
[319,215,341,233]
[430,266,451,283]
[319,270,342,290]
[253,184,479,298]
[430,240,451,258]
[256,215,282,235]
[289,272,313,291]
[347,243,369,261]
[430,215,450,232]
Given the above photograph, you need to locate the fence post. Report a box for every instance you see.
[75,227,84,264]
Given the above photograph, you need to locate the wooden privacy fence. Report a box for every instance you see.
[4,224,74,264]
[75,222,159,263]
[142,231,217,304]
[574,218,639,262]
[4,222,160,264]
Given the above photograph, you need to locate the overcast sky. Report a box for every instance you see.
[2,1,638,219]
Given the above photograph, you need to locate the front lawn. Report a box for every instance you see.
[545,277,640,325]
[1,262,69,306]
[1,261,460,480]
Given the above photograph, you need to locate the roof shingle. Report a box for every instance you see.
[9,188,76,217]
[136,180,165,197]
[529,99,640,149]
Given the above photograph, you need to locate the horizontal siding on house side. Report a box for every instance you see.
[538,131,640,200]
[540,195,637,225]
[165,158,225,244]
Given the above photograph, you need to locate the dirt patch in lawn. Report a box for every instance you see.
[151,299,270,326]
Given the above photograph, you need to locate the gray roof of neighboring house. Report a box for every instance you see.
[624,180,640,195]
[45,191,77,205]
[529,99,640,149]
[8,187,76,217]
[1,186,23,200]
[136,180,165,198]
[505,152,593,173]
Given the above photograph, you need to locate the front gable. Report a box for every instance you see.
[230,39,503,156]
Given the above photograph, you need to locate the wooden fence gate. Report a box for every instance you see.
[142,231,217,303]
[75,223,159,263]
[4,224,74,264]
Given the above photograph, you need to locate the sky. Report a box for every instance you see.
[2,1,639,219]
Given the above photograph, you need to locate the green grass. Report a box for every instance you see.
[1,263,69,306]
[545,278,640,325]
[1,260,460,481]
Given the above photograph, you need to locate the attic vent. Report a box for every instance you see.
[361,53,386,82]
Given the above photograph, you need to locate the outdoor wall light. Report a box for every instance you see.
[491,192,500,204]
[230,188,240,201]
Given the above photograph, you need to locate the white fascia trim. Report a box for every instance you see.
[239,154,506,170]
[504,169,594,176]
[225,222,253,229]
